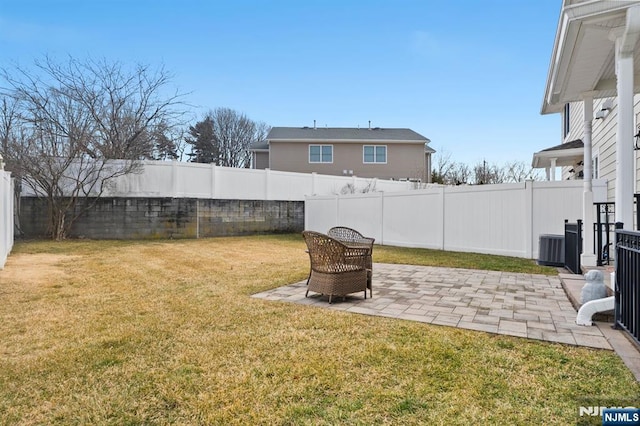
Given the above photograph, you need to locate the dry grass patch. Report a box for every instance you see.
[0,234,636,424]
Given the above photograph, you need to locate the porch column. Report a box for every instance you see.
[550,158,557,181]
[581,95,596,266]
[614,32,636,229]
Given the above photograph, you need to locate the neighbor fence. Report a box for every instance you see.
[0,168,14,269]
[305,179,607,260]
[21,160,413,200]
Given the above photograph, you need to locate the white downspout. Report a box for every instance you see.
[576,296,614,326]
[576,271,616,326]
[581,95,597,267]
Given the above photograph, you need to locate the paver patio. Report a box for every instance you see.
[253,263,613,350]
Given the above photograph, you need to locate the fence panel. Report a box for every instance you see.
[337,193,383,242]
[444,183,528,257]
[93,161,412,200]
[268,171,313,200]
[306,180,593,259]
[615,227,640,346]
[382,189,444,249]
[305,196,339,233]
[531,180,584,258]
[1,170,14,269]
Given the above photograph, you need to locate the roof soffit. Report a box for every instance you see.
[542,1,640,114]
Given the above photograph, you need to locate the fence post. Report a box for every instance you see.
[525,180,533,259]
[577,219,583,272]
[379,191,385,245]
[171,160,179,198]
[214,163,216,199]
[440,185,446,251]
[311,172,317,196]
[265,168,271,200]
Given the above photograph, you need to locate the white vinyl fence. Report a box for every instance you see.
[22,160,414,200]
[1,168,14,269]
[305,179,608,259]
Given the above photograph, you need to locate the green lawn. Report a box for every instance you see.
[0,234,636,425]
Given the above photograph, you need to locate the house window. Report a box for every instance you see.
[592,154,599,179]
[309,145,332,163]
[363,145,387,163]
[563,103,570,138]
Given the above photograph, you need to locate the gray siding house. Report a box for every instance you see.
[537,0,640,268]
[250,126,434,182]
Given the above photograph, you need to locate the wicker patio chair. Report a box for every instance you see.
[302,230,369,304]
[327,226,374,297]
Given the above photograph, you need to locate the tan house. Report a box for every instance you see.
[250,126,434,182]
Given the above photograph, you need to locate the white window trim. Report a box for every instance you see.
[363,145,387,164]
[592,148,600,180]
[309,144,333,164]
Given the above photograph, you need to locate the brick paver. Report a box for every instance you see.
[252,263,612,350]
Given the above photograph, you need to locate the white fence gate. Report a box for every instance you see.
[0,169,14,269]
[305,180,607,259]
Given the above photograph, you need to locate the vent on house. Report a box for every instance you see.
[537,234,565,266]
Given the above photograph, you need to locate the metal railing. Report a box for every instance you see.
[635,193,640,230]
[564,219,583,274]
[614,223,640,347]
[594,202,615,266]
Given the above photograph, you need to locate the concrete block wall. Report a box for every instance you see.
[19,197,304,239]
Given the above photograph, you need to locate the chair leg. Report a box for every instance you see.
[329,294,333,304]
[305,289,309,297]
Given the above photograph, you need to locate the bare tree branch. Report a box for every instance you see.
[1,56,186,239]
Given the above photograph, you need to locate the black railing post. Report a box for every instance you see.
[564,219,583,274]
[577,219,583,272]
[614,222,624,330]
[635,194,640,231]
[595,204,603,266]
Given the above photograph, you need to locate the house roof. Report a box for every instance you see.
[249,140,269,150]
[541,0,640,114]
[265,126,430,144]
[532,139,584,168]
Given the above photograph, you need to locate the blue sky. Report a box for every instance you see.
[1,0,561,166]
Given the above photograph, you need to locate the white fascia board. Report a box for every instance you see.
[541,0,639,115]
[267,138,427,144]
[532,147,584,168]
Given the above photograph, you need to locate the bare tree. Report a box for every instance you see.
[430,151,543,186]
[473,160,503,185]
[0,97,19,162]
[431,150,456,184]
[1,56,185,239]
[503,160,542,182]
[186,108,270,167]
